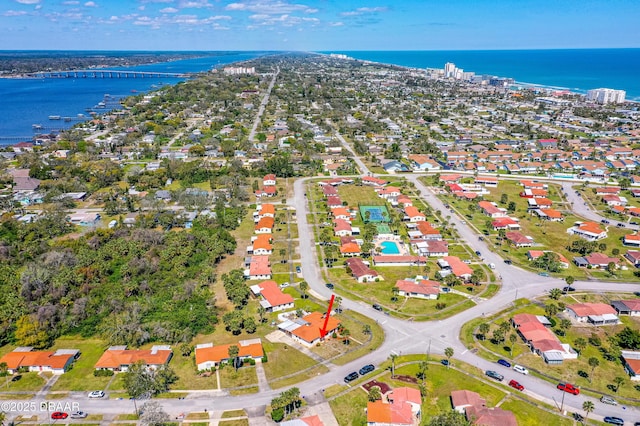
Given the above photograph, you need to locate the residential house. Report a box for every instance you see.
[263,174,277,186]
[346,258,379,282]
[340,242,362,257]
[255,204,275,221]
[280,416,324,426]
[362,176,388,187]
[566,222,607,241]
[625,250,640,267]
[527,197,553,209]
[95,345,173,372]
[474,176,498,187]
[451,390,517,426]
[278,312,340,347]
[414,221,442,240]
[573,252,619,269]
[372,256,427,267]
[195,339,264,370]
[395,279,440,299]
[623,234,640,247]
[0,347,79,375]
[68,212,100,227]
[326,196,343,209]
[255,186,277,198]
[534,208,564,221]
[566,303,619,325]
[505,231,534,248]
[250,281,294,312]
[438,256,473,281]
[404,206,425,222]
[511,313,577,364]
[255,217,275,234]
[245,256,271,280]
[332,207,352,221]
[478,201,507,218]
[621,351,640,381]
[408,154,440,171]
[492,217,520,231]
[334,219,353,237]
[611,300,640,316]
[526,251,569,269]
[414,240,449,257]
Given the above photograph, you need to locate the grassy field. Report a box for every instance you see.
[221,409,246,418]
[218,365,258,388]
[50,337,112,391]
[262,342,320,381]
[218,420,249,426]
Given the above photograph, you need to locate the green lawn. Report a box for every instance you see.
[218,365,258,388]
[262,342,320,382]
[50,337,112,391]
[500,398,573,426]
[0,372,45,392]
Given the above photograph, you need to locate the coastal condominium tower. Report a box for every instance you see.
[586,88,626,104]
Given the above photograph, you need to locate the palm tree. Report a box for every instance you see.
[362,324,371,335]
[549,288,562,300]
[582,400,594,423]
[613,376,625,392]
[389,353,398,378]
[588,357,599,383]
[417,361,428,385]
[478,323,490,340]
[257,306,266,323]
[508,333,517,356]
[299,281,309,299]
[574,337,587,355]
[444,347,454,368]
[341,328,351,345]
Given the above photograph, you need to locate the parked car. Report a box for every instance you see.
[279,282,290,288]
[617,223,625,228]
[538,272,549,277]
[478,236,484,241]
[601,219,610,224]
[563,286,576,292]
[359,364,375,375]
[600,396,618,405]
[604,417,625,425]
[70,411,88,419]
[508,380,524,391]
[51,412,68,420]
[485,370,504,381]
[372,304,383,311]
[344,372,359,383]
[475,251,482,256]
[295,266,301,273]
[513,365,529,375]
[88,390,105,398]
[497,359,511,368]
[573,413,584,422]
[504,259,512,265]
[325,283,334,289]
[557,382,580,395]
[441,287,451,293]
[489,263,496,269]
[440,359,449,366]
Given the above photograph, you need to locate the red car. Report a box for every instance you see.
[557,382,580,395]
[509,379,524,391]
[51,412,68,420]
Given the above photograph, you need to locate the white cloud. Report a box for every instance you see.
[178,0,211,8]
[226,1,317,15]
[329,21,343,27]
[62,1,80,4]
[3,10,28,16]
[160,7,178,13]
[341,6,387,16]
[248,12,318,27]
[15,0,40,4]
[84,1,97,7]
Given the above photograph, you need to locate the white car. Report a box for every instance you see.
[88,390,105,398]
[70,411,88,419]
[513,365,529,375]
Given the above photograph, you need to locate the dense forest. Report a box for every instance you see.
[0,212,237,348]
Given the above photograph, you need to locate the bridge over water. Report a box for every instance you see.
[26,70,193,79]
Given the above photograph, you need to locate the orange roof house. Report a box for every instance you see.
[258,203,275,218]
[95,346,172,371]
[250,234,273,255]
[340,242,362,256]
[404,206,425,222]
[366,388,421,426]
[195,339,264,370]
[278,312,341,346]
[0,348,79,374]
[246,255,271,279]
[250,280,294,312]
[255,216,275,233]
[567,221,607,241]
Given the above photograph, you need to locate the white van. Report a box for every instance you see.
[489,263,496,269]
[513,365,529,375]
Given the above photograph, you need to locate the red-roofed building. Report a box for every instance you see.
[326,196,343,209]
[373,256,427,267]
[395,279,440,299]
[438,256,473,281]
[511,314,576,364]
[580,252,620,269]
[362,176,388,187]
[505,231,533,247]
[566,303,619,325]
[322,185,338,197]
[340,242,362,257]
[255,185,277,198]
[246,255,271,280]
[249,234,273,255]
[595,187,621,195]
[451,390,517,426]
[334,219,353,237]
[195,339,264,370]
[397,195,412,207]
[624,234,640,247]
[404,206,425,222]
[278,312,341,347]
[622,351,640,381]
[413,240,448,257]
[414,221,442,240]
[439,174,462,183]
[95,346,173,372]
[257,203,275,220]
[0,348,79,375]
[346,258,379,282]
[625,250,640,267]
[255,216,275,234]
[332,207,352,221]
[263,174,276,186]
[492,217,520,230]
[474,176,498,187]
[520,180,546,189]
[280,416,324,426]
[526,251,569,268]
[567,222,607,241]
[251,280,294,312]
[536,208,564,221]
[520,188,548,198]
[478,201,506,218]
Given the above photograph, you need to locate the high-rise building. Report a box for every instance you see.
[586,88,626,104]
[444,62,457,78]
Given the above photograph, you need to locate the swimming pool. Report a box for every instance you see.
[380,241,400,255]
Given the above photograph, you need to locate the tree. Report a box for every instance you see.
[391,285,400,301]
[444,347,454,368]
[299,281,309,299]
[244,317,257,334]
[368,385,382,402]
[613,376,625,392]
[341,328,351,345]
[270,387,301,421]
[389,353,398,378]
[363,324,371,335]
[614,326,640,349]
[123,361,158,414]
[258,305,266,323]
[492,328,505,345]
[582,400,594,423]
[139,401,169,426]
[500,193,508,205]
[0,362,7,389]
[574,337,587,354]
[544,303,559,318]
[428,410,471,426]
[417,361,429,385]
[606,262,617,275]
[228,345,240,371]
[549,288,562,300]
[478,323,490,340]
[507,201,516,213]
[565,276,575,286]
[588,357,599,383]
[508,333,517,355]
[559,319,572,335]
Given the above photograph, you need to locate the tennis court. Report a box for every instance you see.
[359,205,390,223]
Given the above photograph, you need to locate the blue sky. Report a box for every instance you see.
[2,0,639,51]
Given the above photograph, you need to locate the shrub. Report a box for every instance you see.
[261,354,268,363]
[93,369,114,377]
[271,408,284,422]
[589,335,602,347]
[435,302,447,310]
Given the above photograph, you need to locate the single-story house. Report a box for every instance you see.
[0,347,79,375]
[250,280,294,312]
[395,279,440,299]
[278,312,340,347]
[625,250,640,267]
[95,345,172,372]
[611,300,640,316]
[505,231,533,247]
[622,351,640,381]
[346,258,379,282]
[451,390,517,426]
[195,339,263,370]
[566,303,619,325]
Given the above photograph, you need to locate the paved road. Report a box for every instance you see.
[248,68,279,142]
[562,182,640,231]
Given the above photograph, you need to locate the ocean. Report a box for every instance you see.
[325,49,640,101]
[0,51,265,143]
[1,49,639,143]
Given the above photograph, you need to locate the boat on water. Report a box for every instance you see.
[48,115,61,120]
[32,124,43,129]
[64,117,72,122]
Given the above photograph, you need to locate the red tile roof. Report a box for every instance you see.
[367,400,414,425]
[95,348,172,369]
[395,279,439,295]
[0,350,75,370]
[567,303,617,317]
[195,341,263,365]
[256,280,294,307]
[291,312,340,343]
